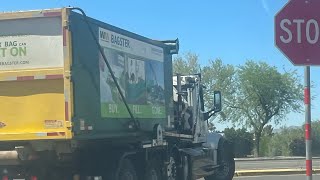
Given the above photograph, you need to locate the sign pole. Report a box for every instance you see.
[304,66,312,180]
[275,1,319,177]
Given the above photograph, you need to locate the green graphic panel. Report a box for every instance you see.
[101,103,166,118]
[99,27,166,119]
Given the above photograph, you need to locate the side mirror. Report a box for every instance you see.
[203,91,222,121]
[213,91,222,112]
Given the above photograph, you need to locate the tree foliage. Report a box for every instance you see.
[310,120,320,155]
[224,127,254,158]
[173,53,236,113]
[289,137,305,156]
[173,52,304,157]
[260,120,320,157]
[259,125,275,156]
[202,59,237,111]
[268,126,304,156]
[173,52,201,75]
[262,125,274,137]
[227,61,303,156]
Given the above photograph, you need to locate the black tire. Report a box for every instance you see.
[117,159,138,180]
[144,159,162,180]
[205,138,235,180]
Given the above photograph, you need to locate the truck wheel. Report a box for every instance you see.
[205,139,235,180]
[118,159,138,180]
[177,155,190,180]
[144,159,162,180]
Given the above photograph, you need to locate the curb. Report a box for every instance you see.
[235,169,320,176]
[235,157,320,161]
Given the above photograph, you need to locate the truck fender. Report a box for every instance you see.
[115,151,136,175]
[202,133,224,166]
[203,133,223,150]
[205,133,235,159]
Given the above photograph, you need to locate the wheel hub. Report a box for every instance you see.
[167,157,177,180]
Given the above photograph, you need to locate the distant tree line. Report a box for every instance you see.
[222,121,320,157]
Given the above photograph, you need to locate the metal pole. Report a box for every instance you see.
[177,74,182,132]
[305,66,312,180]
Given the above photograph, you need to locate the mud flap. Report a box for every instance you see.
[180,147,217,180]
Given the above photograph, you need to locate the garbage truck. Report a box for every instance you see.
[0,7,235,180]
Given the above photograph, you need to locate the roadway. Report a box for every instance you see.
[199,174,320,180]
[235,174,319,180]
[197,158,320,180]
[236,158,320,170]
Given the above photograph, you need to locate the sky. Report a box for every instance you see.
[1,0,319,131]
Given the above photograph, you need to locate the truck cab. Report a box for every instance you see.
[161,73,235,180]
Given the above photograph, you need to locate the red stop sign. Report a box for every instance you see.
[275,0,320,66]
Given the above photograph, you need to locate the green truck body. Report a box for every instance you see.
[69,12,174,139]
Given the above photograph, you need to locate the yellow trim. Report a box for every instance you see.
[62,8,73,138]
[0,133,69,141]
[0,68,64,81]
[0,9,62,20]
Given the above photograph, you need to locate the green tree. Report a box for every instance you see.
[262,125,274,137]
[289,137,305,156]
[224,127,254,157]
[202,59,237,111]
[173,53,304,157]
[259,135,272,156]
[259,125,274,156]
[306,120,320,155]
[268,126,304,156]
[228,61,303,157]
[173,52,201,74]
[173,53,235,122]
[265,121,320,157]
[173,52,236,112]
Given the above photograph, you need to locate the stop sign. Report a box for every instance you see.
[275,0,320,66]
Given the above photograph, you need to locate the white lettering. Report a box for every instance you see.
[306,19,319,44]
[293,19,305,43]
[109,104,118,113]
[152,106,162,115]
[133,105,142,114]
[280,19,292,44]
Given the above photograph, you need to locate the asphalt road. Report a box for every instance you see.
[234,174,320,180]
[198,174,320,180]
[236,158,320,170]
